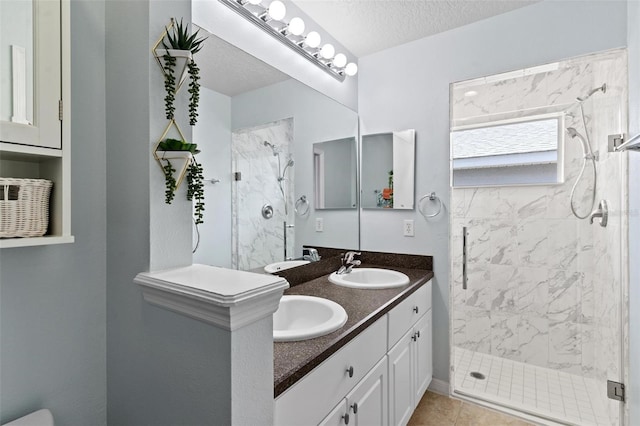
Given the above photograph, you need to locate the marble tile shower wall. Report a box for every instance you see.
[232,118,294,270]
[450,50,627,382]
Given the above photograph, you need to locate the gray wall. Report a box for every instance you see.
[357,0,628,384]
[106,1,234,425]
[627,0,639,422]
[0,0,107,424]
[193,88,232,268]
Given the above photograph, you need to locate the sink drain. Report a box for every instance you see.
[470,371,486,380]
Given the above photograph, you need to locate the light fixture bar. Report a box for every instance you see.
[218,0,347,82]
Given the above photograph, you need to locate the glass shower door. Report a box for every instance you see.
[449,49,628,426]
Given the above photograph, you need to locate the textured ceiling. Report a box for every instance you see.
[291,0,539,57]
[198,33,290,97]
[197,0,539,96]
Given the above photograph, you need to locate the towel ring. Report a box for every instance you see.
[418,192,442,218]
[295,195,310,216]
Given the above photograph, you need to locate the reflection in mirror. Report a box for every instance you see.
[191,29,359,271]
[313,137,357,209]
[451,115,563,187]
[361,129,415,209]
[1,0,33,124]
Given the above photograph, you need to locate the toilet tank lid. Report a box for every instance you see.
[3,409,54,426]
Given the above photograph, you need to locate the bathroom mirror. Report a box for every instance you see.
[313,137,357,209]
[361,129,416,209]
[191,28,359,271]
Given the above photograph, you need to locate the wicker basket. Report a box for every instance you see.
[0,178,53,238]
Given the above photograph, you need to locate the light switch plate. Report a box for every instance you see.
[404,220,414,237]
[315,218,324,232]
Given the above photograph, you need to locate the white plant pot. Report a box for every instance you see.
[155,48,192,90]
[155,150,193,189]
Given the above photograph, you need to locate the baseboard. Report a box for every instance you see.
[427,378,449,395]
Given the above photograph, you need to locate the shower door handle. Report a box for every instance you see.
[462,226,468,290]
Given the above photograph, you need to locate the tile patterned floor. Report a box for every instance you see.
[453,348,615,426]
[408,390,533,426]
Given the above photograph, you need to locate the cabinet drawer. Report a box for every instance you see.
[275,316,388,426]
[388,280,431,349]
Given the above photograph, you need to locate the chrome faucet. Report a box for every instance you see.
[302,248,321,262]
[337,251,361,274]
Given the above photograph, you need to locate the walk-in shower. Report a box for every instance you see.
[450,49,628,426]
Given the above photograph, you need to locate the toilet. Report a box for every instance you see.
[3,409,54,426]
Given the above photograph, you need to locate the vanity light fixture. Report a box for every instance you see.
[218,0,357,81]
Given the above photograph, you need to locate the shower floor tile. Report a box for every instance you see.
[453,348,615,426]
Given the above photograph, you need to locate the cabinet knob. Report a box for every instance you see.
[413,306,419,314]
[342,413,350,424]
[350,403,358,414]
[346,366,354,378]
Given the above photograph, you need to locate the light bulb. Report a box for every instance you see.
[320,43,335,60]
[345,62,358,76]
[288,17,305,36]
[304,31,321,48]
[268,0,286,21]
[333,53,347,68]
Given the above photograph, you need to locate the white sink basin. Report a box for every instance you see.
[328,268,410,289]
[264,260,310,273]
[273,295,347,342]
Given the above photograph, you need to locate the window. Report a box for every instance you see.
[451,115,563,187]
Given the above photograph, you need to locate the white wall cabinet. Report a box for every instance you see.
[0,0,73,248]
[275,279,432,426]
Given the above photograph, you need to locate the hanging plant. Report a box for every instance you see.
[161,18,206,124]
[156,138,206,223]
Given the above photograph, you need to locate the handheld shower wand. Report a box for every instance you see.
[567,127,597,219]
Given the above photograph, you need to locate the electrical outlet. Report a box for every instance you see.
[404,220,414,237]
[315,218,324,232]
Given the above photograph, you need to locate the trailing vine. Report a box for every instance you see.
[187,159,205,224]
[187,61,201,126]
[163,54,177,120]
[162,160,177,204]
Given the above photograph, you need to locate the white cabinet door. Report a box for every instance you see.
[388,329,414,426]
[348,357,387,426]
[413,310,432,404]
[319,399,349,426]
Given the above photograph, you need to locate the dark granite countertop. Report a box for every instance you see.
[273,261,433,397]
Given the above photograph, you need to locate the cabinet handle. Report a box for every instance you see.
[342,413,350,424]
[346,366,354,378]
[413,306,419,314]
[351,403,358,414]
[411,333,417,342]
[416,330,421,338]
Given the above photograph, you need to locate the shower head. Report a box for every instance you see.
[577,83,606,102]
[286,159,294,167]
[566,127,590,156]
[263,140,279,155]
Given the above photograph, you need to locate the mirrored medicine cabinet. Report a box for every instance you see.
[361,129,416,210]
[313,137,357,210]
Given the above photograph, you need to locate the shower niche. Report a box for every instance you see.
[449,49,628,426]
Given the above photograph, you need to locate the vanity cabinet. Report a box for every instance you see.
[275,279,433,426]
[388,311,432,426]
[320,356,388,426]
